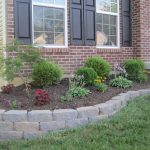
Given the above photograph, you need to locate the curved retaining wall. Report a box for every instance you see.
[0,89,150,140]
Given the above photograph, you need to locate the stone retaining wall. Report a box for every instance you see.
[0,89,150,140]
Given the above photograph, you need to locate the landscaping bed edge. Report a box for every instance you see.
[0,88,150,140]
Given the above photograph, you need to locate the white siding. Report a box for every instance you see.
[0,0,6,47]
[0,0,6,87]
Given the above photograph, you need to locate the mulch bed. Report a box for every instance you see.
[0,78,150,111]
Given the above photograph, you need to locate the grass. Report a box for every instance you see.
[0,95,150,150]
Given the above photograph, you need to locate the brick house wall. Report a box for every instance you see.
[5,0,150,75]
[137,0,150,62]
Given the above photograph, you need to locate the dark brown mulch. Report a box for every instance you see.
[0,78,150,111]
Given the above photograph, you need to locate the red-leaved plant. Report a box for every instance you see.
[35,89,51,106]
[1,84,14,94]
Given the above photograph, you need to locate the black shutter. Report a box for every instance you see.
[84,0,96,46]
[70,0,84,45]
[122,0,131,47]
[14,0,32,45]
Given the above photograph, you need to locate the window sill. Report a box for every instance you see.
[34,45,68,49]
[96,46,122,53]
[96,46,120,49]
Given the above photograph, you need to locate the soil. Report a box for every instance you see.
[0,78,150,111]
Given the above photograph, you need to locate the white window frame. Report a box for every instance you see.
[96,0,120,49]
[32,0,68,48]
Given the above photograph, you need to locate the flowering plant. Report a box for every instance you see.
[95,76,106,84]
[113,63,128,78]
[35,89,51,106]
[1,84,14,94]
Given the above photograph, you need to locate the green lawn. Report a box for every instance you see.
[0,96,150,150]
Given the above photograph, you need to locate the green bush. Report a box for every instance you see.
[85,57,111,78]
[94,83,108,93]
[124,59,147,82]
[61,87,90,102]
[68,86,90,98]
[32,60,63,87]
[138,72,148,83]
[61,76,90,102]
[76,67,97,85]
[109,76,133,89]
[3,40,42,97]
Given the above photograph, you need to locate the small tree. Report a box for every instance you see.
[3,39,42,97]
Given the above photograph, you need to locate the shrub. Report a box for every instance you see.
[71,75,85,87]
[61,87,90,102]
[124,59,147,82]
[61,76,90,102]
[35,89,51,106]
[68,86,90,98]
[113,63,128,78]
[11,100,17,108]
[85,56,111,78]
[3,40,42,97]
[32,60,63,87]
[94,83,108,93]
[110,76,133,89]
[1,84,14,94]
[138,72,148,83]
[76,67,97,85]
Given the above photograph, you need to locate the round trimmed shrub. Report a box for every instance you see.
[124,59,146,81]
[85,57,111,77]
[138,72,148,83]
[32,60,63,87]
[76,67,97,85]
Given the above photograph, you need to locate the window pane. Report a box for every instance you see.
[33,0,65,6]
[103,25,109,35]
[33,0,54,5]
[55,8,64,20]
[111,0,117,3]
[110,25,116,35]
[55,0,65,5]
[55,20,64,32]
[96,0,103,11]
[96,23,102,32]
[34,6,43,19]
[103,14,109,24]
[96,13,102,23]
[96,0,117,13]
[44,19,54,31]
[34,19,43,31]
[97,31,108,46]
[55,33,64,44]
[44,7,54,19]
[105,0,111,12]
[45,33,54,44]
[97,0,111,12]
[110,15,116,25]
[111,3,117,13]
[34,32,46,44]
[109,36,116,46]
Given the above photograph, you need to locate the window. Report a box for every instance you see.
[96,0,119,48]
[32,0,67,47]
